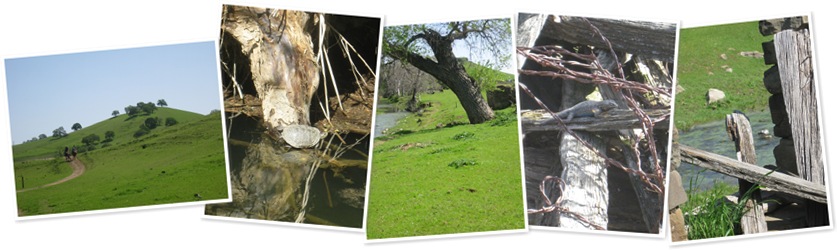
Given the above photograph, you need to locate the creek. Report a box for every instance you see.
[373,102,410,138]
[678,109,779,191]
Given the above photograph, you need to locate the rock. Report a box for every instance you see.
[720,53,728,60]
[706,88,726,106]
[487,84,515,110]
[763,41,776,65]
[281,124,322,148]
[774,138,799,176]
[759,16,808,36]
[740,51,764,58]
[764,65,782,94]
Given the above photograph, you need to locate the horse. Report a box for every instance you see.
[63,147,71,162]
[71,146,78,160]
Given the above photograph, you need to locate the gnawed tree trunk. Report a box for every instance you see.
[387,29,495,124]
[221,6,320,131]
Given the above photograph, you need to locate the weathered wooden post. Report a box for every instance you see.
[760,16,827,227]
[725,113,767,233]
[558,132,608,229]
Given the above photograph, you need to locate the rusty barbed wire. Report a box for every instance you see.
[527,175,606,230]
[519,17,672,229]
[518,83,663,194]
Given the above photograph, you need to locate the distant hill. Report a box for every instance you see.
[457,57,514,86]
[12,107,206,161]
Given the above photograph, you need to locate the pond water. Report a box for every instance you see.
[213,115,367,228]
[678,109,779,191]
[373,102,410,138]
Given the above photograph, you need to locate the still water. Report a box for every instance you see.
[373,103,409,138]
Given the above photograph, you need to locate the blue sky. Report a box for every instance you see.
[4,41,221,144]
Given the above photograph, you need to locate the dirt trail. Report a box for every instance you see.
[17,159,86,193]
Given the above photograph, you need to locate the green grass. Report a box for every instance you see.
[366,91,525,239]
[12,107,205,161]
[675,21,774,131]
[681,170,767,240]
[12,158,71,189]
[13,110,228,216]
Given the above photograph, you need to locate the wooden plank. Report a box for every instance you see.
[558,132,608,229]
[776,29,823,185]
[775,28,829,227]
[725,113,768,234]
[538,15,677,62]
[521,108,670,132]
[680,145,826,204]
[516,13,548,69]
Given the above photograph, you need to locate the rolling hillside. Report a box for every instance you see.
[12,107,205,161]
[13,107,229,216]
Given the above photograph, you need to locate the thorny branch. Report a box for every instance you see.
[520,18,670,227]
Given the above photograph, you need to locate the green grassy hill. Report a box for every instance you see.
[367,90,524,238]
[13,108,228,216]
[12,107,205,161]
[675,21,773,130]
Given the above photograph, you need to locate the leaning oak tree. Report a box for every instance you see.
[383,19,512,124]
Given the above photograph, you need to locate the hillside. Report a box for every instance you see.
[458,57,514,86]
[14,110,228,216]
[12,107,205,161]
[379,57,513,98]
[675,21,773,130]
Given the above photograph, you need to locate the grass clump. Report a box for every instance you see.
[681,170,767,240]
[448,159,477,169]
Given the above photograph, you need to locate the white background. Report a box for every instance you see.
[1,0,834,248]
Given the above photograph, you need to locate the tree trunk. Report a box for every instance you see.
[388,29,495,124]
[221,6,320,131]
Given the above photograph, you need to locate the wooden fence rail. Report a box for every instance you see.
[679,145,827,204]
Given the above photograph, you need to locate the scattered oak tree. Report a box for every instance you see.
[81,134,100,146]
[383,19,512,124]
[71,122,82,131]
[112,110,120,117]
[165,117,178,126]
[52,126,67,138]
[157,99,168,107]
[39,134,47,140]
[125,105,140,117]
[104,130,115,143]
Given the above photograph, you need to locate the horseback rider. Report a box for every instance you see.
[63,146,70,161]
[72,146,78,160]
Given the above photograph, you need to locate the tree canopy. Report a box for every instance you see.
[71,123,82,131]
[382,19,512,124]
[52,126,67,138]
